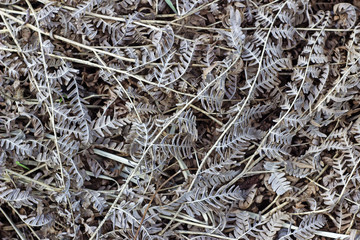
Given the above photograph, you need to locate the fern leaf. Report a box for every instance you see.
[152,39,195,86]
[22,213,52,227]
[260,143,290,159]
[255,7,274,27]
[37,2,60,24]
[182,186,244,217]
[293,214,326,240]
[285,156,314,178]
[228,211,252,239]
[264,162,292,196]
[72,0,102,19]
[221,7,245,53]
[176,0,206,16]
[242,41,261,64]
[334,203,353,232]
[321,189,338,211]
[0,138,32,156]
[217,127,264,158]
[268,171,292,196]
[92,115,129,138]
[272,24,296,39]
[84,190,108,214]
[0,187,38,208]
[259,212,290,240]
[160,133,193,160]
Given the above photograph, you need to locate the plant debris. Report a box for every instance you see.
[0,0,360,239]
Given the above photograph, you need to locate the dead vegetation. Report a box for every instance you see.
[0,0,360,239]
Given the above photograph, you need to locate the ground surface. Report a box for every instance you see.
[0,0,360,239]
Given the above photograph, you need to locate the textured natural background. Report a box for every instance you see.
[0,0,359,239]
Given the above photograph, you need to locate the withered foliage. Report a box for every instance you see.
[0,0,360,239]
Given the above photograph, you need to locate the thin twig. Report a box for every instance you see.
[0,206,27,240]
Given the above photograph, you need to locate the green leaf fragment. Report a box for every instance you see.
[165,0,177,14]
[16,161,30,170]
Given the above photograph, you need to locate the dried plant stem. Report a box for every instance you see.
[159,215,212,228]
[5,202,40,240]
[89,53,241,240]
[134,170,182,239]
[0,206,27,240]
[46,53,197,98]
[306,175,360,207]
[175,230,236,240]
[24,0,66,188]
[188,1,287,192]
[190,104,223,126]
[225,8,332,189]
[92,51,142,121]
[171,0,221,23]
[0,10,64,181]
[0,9,135,63]
[5,169,62,192]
